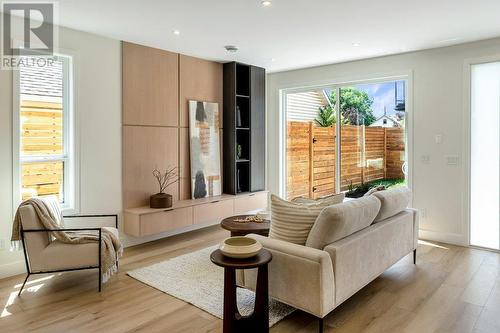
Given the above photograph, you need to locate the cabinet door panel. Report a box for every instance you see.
[140,207,193,236]
[123,126,178,208]
[179,55,223,128]
[234,192,268,215]
[193,200,234,225]
[123,42,178,126]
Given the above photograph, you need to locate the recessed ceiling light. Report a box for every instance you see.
[173,29,180,35]
[224,45,238,53]
[271,58,276,62]
[352,42,360,47]
[261,0,272,6]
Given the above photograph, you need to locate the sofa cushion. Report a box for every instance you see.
[372,186,411,222]
[305,196,381,249]
[292,192,345,205]
[269,194,329,245]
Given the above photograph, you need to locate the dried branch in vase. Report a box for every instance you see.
[152,166,179,194]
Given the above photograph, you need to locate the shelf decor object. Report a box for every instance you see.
[223,62,266,194]
[150,167,178,208]
[189,100,222,199]
[219,236,263,259]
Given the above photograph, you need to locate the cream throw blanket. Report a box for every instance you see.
[12,198,122,283]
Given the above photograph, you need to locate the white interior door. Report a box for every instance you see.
[470,61,500,250]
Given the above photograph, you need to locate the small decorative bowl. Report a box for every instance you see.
[219,236,262,259]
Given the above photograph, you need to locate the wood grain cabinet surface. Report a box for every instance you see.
[179,55,223,128]
[122,42,179,127]
[123,192,269,237]
[140,207,193,237]
[193,199,234,225]
[233,192,268,215]
[123,126,179,208]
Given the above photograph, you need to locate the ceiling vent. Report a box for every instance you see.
[224,45,238,53]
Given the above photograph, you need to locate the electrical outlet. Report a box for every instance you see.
[421,155,430,164]
[420,209,428,219]
[435,134,443,144]
[0,239,5,251]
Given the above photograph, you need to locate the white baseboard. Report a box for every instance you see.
[419,229,468,246]
[0,260,26,279]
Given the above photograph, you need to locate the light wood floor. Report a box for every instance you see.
[1,225,499,333]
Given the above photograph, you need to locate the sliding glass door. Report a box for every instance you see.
[470,62,500,250]
[284,79,408,199]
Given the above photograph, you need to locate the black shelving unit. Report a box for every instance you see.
[223,62,265,194]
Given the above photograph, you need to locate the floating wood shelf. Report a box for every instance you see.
[124,191,268,237]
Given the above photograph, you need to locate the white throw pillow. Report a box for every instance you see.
[269,194,330,245]
[306,196,381,249]
[372,186,411,222]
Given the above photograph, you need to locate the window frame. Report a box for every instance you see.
[12,51,79,214]
[279,72,413,201]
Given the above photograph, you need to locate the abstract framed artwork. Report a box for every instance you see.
[188,101,222,199]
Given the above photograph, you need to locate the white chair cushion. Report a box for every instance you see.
[34,241,99,272]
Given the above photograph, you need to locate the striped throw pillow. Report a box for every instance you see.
[269,194,329,245]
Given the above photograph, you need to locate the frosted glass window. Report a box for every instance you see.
[470,62,500,250]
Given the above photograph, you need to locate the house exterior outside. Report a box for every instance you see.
[370,114,401,128]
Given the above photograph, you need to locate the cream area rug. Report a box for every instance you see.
[127,246,295,327]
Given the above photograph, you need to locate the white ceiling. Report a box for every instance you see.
[28,0,500,72]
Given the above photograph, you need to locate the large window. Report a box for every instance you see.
[14,54,77,211]
[285,79,408,199]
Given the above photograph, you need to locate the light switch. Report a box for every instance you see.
[445,155,460,165]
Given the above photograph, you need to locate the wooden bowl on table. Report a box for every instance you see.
[219,236,263,259]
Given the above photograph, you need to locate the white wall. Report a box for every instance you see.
[267,37,500,246]
[0,24,122,278]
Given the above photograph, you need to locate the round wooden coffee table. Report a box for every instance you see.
[210,249,272,333]
[220,215,270,237]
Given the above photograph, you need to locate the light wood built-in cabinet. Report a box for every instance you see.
[122,42,179,126]
[179,55,223,128]
[124,191,268,237]
[122,42,267,238]
[123,126,178,208]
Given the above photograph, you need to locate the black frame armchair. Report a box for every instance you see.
[19,214,118,296]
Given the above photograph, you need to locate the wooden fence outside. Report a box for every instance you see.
[20,100,64,200]
[287,121,405,200]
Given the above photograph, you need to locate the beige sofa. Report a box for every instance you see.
[238,188,417,332]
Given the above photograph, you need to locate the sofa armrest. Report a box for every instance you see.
[243,234,335,318]
[405,208,419,249]
[248,234,332,264]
